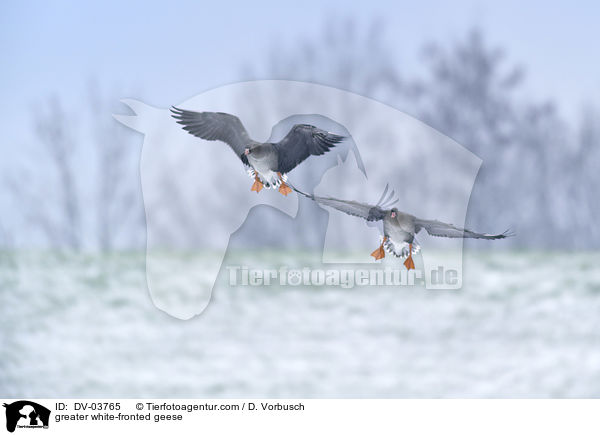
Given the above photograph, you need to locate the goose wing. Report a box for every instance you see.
[414,219,512,239]
[273,124,345,174]
[171,107,252,165]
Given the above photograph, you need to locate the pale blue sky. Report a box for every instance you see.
[1,0,599,146]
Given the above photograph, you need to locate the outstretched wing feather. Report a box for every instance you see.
[274,124,345,174]
[170,107,251,165]
[414,219,512,239]
[292,187,386,222]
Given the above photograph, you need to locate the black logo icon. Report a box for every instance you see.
[3,401,50,433]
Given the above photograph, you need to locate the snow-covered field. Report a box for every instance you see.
[2,250,600,398]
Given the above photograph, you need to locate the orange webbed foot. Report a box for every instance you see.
[251,175,263,193]
[371,236,387,261]
[279,183,292,196]
[403,243,415,270]
[277,172,292,196]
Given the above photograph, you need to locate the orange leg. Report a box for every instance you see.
[370,236,387,260]
[403,243,415,270]
[250,174,263,193]
[277,172,292,196]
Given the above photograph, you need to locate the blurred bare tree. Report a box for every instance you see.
[246,17,404,104]
[6,86,144,252]
[247,22,599,249]
[570,107,600,248]
[410,30,552,245]
[88,83,145,252]
[409,30,597,248]
[6,98,82,250]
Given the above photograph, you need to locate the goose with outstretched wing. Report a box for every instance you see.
[170,107,345,195]
[294,185,512,269]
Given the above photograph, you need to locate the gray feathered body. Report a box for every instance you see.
[245,143,284,188]
[170,108,345,189]
[383,212,421,259]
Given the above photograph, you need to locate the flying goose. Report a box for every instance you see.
[295,185,512,269]
[170,108,345,195]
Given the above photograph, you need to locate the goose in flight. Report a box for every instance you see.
[295,185,512,269]
[170,108,345,195]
